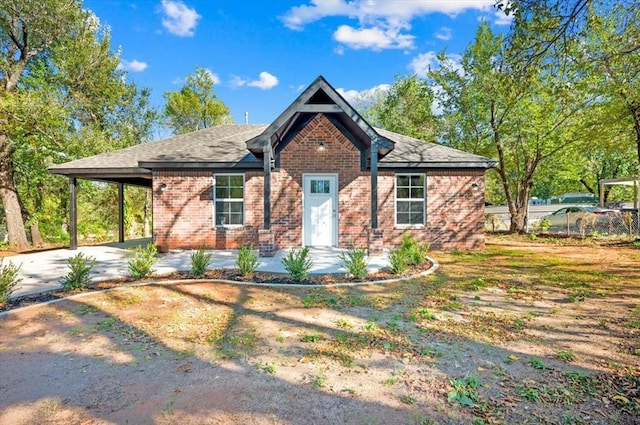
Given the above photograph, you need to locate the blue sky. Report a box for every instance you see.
[84,0,512,133]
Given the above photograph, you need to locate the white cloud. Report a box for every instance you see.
[202,68,221,85]
[160,0,201,37]
[281,0,494,30]
[409,51,462,77]
[118,59,148,72]
[333,25,414,50]
[337,83,390,106]
[493,8,513,26]
[231,72,279,90]
[281,1,494,52]
[434,26,452,41]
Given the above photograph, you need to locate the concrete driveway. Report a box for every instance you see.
[6,240,389,298]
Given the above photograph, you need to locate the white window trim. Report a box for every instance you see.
[394,173,426,228]
[212,173,245,228]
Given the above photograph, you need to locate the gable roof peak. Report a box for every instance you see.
[246,75,393,155]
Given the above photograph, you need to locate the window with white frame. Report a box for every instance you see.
[395,174,425,226]
[214,174,244,226]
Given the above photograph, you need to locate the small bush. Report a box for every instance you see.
[236,244,259,278]
[388,248,408,275]
[190,247,212,278]
[339,247,368,279]
[400,233,430,266]
[128,242,157,278]
[61,253,96,290]
[282,247,313,282]
[0,259,22,304]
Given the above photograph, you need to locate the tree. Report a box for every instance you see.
[429,22,592,232]
[1,0,156,249]
[164,67,233,135]
[0,0,88,249]
[367,75,439,141]
[582,2,640,168]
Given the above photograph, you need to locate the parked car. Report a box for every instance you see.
[541,206,621,228]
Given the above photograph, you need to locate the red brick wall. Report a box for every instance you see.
[153,170,262,250]
[273,113,370,248]
[377,170,486,250]
[152,114,486,251]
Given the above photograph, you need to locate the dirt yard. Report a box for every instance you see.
[1,236,639,424]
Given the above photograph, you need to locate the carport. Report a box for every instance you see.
[48,147,153,250]
[598,178,639,209]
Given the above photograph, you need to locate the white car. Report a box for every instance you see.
[541,206,621,228]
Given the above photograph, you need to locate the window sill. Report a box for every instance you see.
[214,225,245,229]
[394,225,425,230]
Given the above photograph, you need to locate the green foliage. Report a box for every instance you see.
[388,233,429,274]
[128,242,157,279]
[236,244,259,278]
[301,333,321,343]
[339,247,368,279]
[538,218,552,233]
[388,248,408,275]
[367,74,439,141]
[527,357,548,370]
[190,247,212,278]
[400,233,430,266]
[282,247,313,282]
[164,66,233,134]
[557,349,576,362]
[60,253,96,290]
[448,375,481,407]
[0,259,22,304]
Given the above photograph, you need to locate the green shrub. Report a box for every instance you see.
[0,259,22,304]
[236,244,259,278]
[190,247,212,278]
[400,233,429,266]
[388,248,408,275]
[61,253,96,290]
[339,247,368,279]
[538,218,552,233]
[128,242,157,278]
[282,247,313,282]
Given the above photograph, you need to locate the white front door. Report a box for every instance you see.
[303,174,337,247]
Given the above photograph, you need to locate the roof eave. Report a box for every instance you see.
[47,166,152,177]
[138,161,263,170]
[379,161,498,169]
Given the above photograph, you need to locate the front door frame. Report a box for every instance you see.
[302,173,338,247]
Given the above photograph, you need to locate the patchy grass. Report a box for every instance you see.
[1,236,639,424]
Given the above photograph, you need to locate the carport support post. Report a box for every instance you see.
[118,183,125,243]
[69,177,77,250]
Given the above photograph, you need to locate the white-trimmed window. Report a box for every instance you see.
[395,174,425,226]
[214,174,244,226]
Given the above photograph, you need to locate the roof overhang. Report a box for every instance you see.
[380,160,499,169]
[47,166,152,187]
[138,161,263,170]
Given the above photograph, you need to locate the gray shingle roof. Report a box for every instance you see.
[375,128,497,167]
[49,123,495,177]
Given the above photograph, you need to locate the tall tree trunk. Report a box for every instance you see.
[30,222,43,246]
[0,134,29,250]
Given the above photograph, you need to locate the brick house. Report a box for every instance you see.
[50,76,496,255]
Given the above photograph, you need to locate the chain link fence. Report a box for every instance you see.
[485,210,640,238]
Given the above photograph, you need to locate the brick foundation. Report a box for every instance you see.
[368,228,384,255]
[258,229,275,257]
